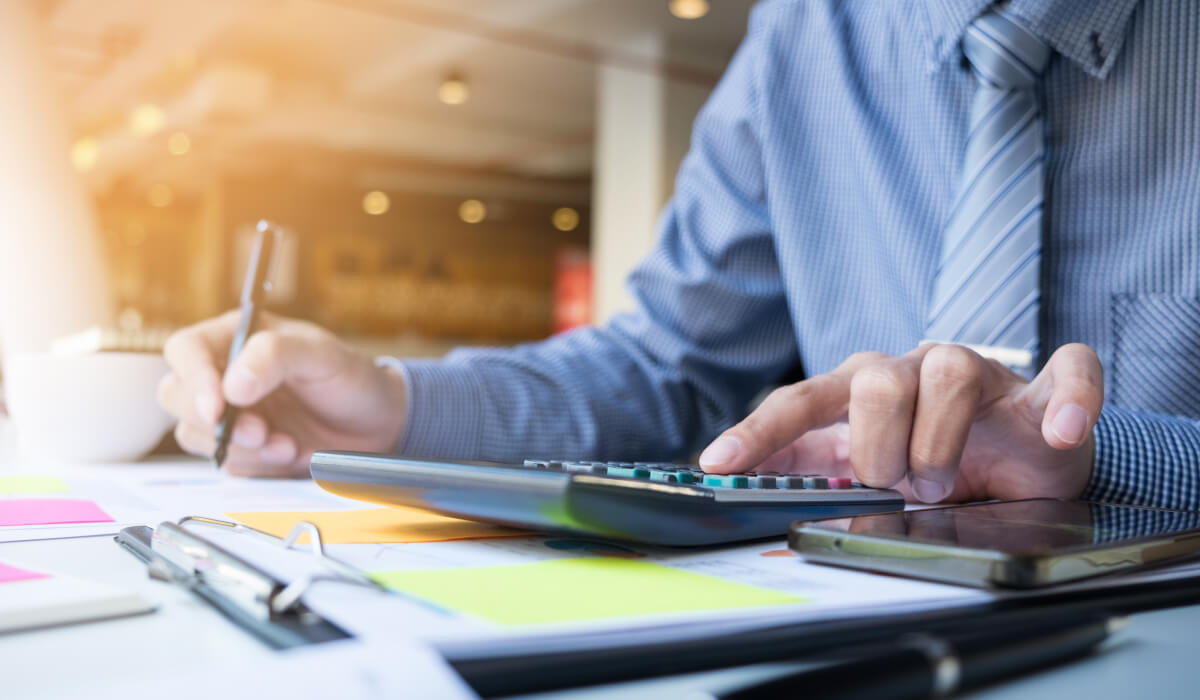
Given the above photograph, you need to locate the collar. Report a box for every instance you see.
[923,0,1142,79]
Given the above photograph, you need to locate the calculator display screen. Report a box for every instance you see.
[806,498,1200,555]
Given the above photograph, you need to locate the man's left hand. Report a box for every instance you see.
[698,343,1103,503]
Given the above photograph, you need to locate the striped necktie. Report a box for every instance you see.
[925,9,1052,373]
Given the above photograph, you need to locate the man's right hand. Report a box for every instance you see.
[157,311,408,478]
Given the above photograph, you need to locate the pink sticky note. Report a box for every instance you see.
[0,562,49,584]
[0,499,114,526]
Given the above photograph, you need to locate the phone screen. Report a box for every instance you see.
[805,499,1200,556]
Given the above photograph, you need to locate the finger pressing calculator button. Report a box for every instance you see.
[702,474,749,489]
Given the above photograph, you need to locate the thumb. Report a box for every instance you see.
[222,322,346,407]
[1022,343,1104,450]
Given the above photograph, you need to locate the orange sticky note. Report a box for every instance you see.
[228,506,526,545]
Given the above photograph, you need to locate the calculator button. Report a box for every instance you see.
[702,474,749,489]
[606,466,651,479]
[748,476,777,489]
[776,477,806,489]
[802,476,829,489]
[561,462,599,474]
[827,477,853,489]
[649,469,679,483]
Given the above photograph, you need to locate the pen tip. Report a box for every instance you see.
[213,445,227,469]
[1107,616,1130,634]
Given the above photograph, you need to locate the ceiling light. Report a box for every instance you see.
[167,131,191,156]
[71,138,99,172]
[439,73,470,105]
[669,0,709,20]
[458,199,487,224]
[552,207,580,232]
[130,103,166,136]
[148,183,174,208]
[362,190,391,216]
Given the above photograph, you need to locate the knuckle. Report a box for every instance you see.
[767,382,811,407]
[921,345,980,388]
[850,365,914,408]
[736,414,773,446]
[845,351,889,369]
[162,331,192,366]
[908,443,949,472]
[1057,342,1099,362]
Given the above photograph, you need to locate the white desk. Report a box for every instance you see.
[1,462,1197,699]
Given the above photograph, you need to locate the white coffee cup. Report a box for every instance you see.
[3,351,173,463]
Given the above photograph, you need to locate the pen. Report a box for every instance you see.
[213,220,277,468]
[713,613,1123,700]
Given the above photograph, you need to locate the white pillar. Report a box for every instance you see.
[0,1,111,356]
[591,43,712,324]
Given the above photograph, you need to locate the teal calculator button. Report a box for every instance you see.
[606,466,651,479]
[702,474,749,489]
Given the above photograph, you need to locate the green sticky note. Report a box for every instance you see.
[372,558,804,626]
[0,476,69,496]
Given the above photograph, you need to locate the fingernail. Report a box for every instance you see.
[227,365,259,397]
[911,477,950,504]
[699,436,743,469]
[1051,403,1089,445]
[195,392,217,423]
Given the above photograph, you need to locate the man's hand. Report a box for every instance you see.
[157,311,408,478]
[698,343,1103,503]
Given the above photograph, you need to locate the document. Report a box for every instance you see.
[68,638,479,700]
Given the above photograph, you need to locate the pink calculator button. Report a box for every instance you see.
[827,477,853,489]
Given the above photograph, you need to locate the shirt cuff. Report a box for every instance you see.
[1082,404,1200,509]
[376,357,485,460]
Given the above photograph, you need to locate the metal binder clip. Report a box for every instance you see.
[176,516,384,614]
[116,515,382,649]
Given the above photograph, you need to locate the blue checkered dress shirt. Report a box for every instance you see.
[390,0,1200,511]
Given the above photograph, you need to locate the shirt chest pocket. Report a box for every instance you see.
[1112,294,1200,418]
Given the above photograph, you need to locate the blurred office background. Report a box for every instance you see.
[0,0,751,361]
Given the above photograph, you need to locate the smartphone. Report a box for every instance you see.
[789,498,1200,588]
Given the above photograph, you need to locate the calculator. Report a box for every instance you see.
[309,451,905,546]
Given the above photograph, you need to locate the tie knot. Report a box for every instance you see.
[963,10,1051,89]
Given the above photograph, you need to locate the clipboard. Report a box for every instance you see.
[115,516,376,649]
[115,517,1200,698]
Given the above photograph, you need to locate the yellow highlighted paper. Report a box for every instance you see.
[371,558,805,625]
[0,476,69,496]
[228,507,525,544]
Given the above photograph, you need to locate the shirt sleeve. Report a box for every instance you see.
[1083,404,1200,510]
[387,9,799,463]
